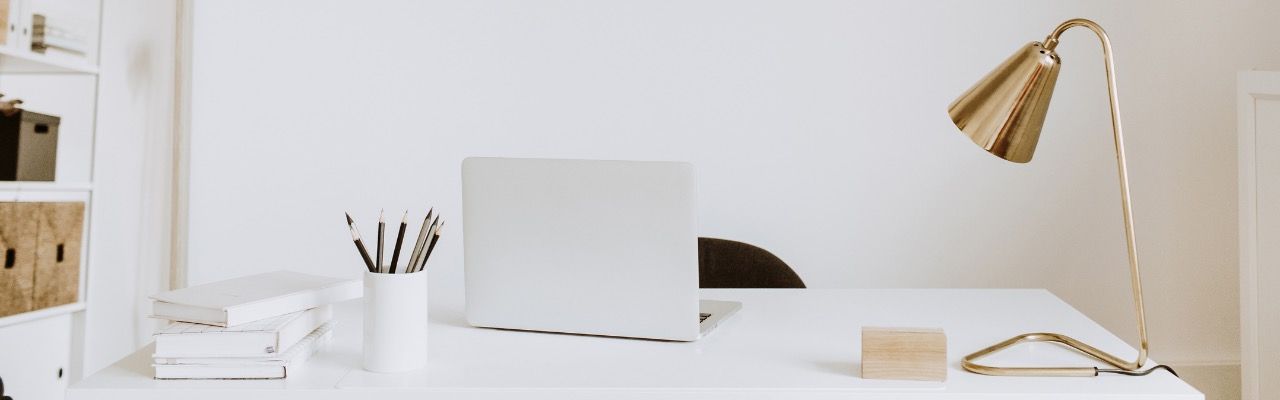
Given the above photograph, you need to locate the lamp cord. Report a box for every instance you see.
[1097,364,1179,377]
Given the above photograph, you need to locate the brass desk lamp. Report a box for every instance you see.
[947,18,1149,377]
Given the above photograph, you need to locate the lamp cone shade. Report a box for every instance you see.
[948,42,1061,163]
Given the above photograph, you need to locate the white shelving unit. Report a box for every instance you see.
[0,1,100,399]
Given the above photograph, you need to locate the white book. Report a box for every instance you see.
[153,322,333,379]
[150,271,361,327]
[153,306,332,358]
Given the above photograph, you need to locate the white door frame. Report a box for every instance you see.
[169,0,194,290]
[1238,70,1280,400]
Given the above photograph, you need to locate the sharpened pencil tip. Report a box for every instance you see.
[345,212,354,225]
[401,210,408,222]
[379,209,385,222]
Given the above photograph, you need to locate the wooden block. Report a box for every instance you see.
[33,202,84,309]
[0,0,9,45]
[0,202,38,317]
[861,327,947,382]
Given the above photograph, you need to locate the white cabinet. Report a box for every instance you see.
[1239,71,1280,400]
[0,313,72,400]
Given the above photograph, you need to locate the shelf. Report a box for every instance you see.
[0,181,92,191]
[0,182,93,201]
[0,46,97,74]
[0,302,85,329]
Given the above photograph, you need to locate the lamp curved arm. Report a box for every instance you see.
[961,18,1150,376]
[1048,18,1149,370]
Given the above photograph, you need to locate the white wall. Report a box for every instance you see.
[83,0,177,374]
[184,0,1280,390]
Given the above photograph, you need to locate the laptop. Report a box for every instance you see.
[461,157,741,341]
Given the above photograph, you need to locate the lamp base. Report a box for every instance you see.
[962,332,1143,377]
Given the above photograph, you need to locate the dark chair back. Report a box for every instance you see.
[698,237,805,288]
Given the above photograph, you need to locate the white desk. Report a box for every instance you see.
[68,289,1201,400]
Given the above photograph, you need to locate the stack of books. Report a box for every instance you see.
[148,271,361,379]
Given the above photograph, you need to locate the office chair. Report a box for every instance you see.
[698,237,805,288]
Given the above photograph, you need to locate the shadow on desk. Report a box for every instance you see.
[814,360,861,378]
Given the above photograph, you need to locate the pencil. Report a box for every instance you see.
[407,208,434,270]
[414,217,441,273]
[376,210,385,273]
[410,215,437,273]
[346,212,376,273]
[418,217,442,272]
[420,221,444,272]
[388,211,408,273]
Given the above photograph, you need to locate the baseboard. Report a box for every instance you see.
[1174,362,1240,400]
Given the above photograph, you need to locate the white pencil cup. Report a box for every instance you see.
[363,270,428,372]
